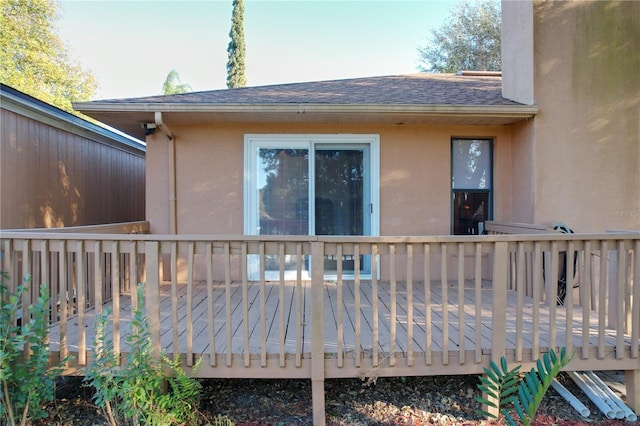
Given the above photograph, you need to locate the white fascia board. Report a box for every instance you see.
[74,102,539,118]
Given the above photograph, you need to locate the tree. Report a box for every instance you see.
[226,0,247,88]
[162,69,192,95]
[0,0,97,113]
[417,0,501,73]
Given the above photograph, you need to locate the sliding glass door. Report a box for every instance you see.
[245,135,379,279]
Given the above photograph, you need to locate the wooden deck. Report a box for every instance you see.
[3,227,639,423]
[48,279,630,371]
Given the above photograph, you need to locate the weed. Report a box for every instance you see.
[0,272,66,426]
[84,283,203,425]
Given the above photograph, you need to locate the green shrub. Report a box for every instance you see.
[0,272,65,426]
[84,284,203,426]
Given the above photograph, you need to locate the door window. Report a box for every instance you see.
[451,138,492,235]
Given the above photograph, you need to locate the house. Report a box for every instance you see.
[74,1,639,245]
[1,84,146,229]
[0,1,637,423]
[75,73,542,284]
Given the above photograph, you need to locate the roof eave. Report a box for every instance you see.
[73,102,539,140]
[74,101,539,116]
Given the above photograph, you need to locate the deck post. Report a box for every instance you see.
[484,241,508,418]
[311,241,326,425]
[144,241,162,360]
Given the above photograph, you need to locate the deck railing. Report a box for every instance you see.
[1,227,638,423]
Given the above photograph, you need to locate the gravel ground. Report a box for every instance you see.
[38,373,637,425]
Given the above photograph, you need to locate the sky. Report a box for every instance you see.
[57,0,460,100]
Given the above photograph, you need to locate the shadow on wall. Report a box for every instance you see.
[22,160,84,229]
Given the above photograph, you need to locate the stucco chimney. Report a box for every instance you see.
[501,0,534,105]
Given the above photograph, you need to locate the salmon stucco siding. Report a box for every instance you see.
[502,0,640,232]
[145,122,515,237]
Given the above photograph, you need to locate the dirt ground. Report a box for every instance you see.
[36,373,637,425]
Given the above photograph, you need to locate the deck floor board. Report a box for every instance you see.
[49,280,626,364]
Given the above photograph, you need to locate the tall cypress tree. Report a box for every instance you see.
[226,0,247,88]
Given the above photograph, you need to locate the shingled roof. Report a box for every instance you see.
[95,74,522,106]
[75,73,538,140]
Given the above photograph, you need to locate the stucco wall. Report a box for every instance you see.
[532,1,640,232]
[145,122,515,237]
[501,0,534,105]
[509,119,535,223]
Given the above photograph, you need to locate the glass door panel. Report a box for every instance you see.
[257,148,309,278]
[258,148,309,235]
[315,147,369,276]
[315,149,363,236]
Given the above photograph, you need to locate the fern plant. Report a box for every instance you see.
[476,357,521,418]
[476,348,572,426]
[85,283,204,425]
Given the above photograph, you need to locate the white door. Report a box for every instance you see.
[245,135,379,279]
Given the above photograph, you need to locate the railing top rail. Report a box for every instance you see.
[0,231,638,243]
[485,221,551,234]
[0,221,150,234]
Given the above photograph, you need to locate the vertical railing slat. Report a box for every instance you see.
[225,242,233,367]
[51,246,59,325]
[279,243,286,367]
[441,243,449,365]
[532,242,542,359]
[130,242,138,310]
[491,241,508,361]
[59,241,68,363]
[389,244,396,367]
[93,241,103,316]
[21,239,31,342]
[549,241,558,350]
[474,243,482,364]
[406,244,414,367]
[581,241,592,360]
[144,241,161,360]
[76,242,86,366]
[424,243,432,366]
[354,244,361,368]
[1,239,11,286]
[259,242,267,367]
[295,242,303,368]
[371,244,379,367]
[171,242,179,359]
[39,241,50,323]
[565,241,574,355]
[616,240,626,360]
[111,241,120,356]
[242,243,250,367]
[598,240,608,359]
[625,247,633,337]
[186,241,195,367]
[336,244,344,368]
[206,242,216,367]
[457,244,465,365]
[516,242,525,362]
